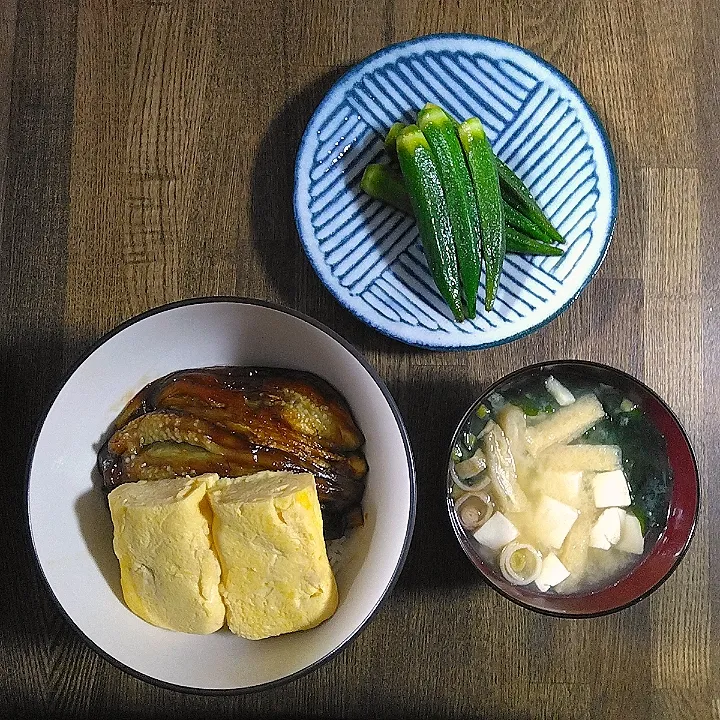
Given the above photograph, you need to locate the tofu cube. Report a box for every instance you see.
[592,470,631,508]
[533,495,579,549]
[589,507,626,550]
[616,513,645,555]
[534,470,582,507]
[472,511,519,551]
[535,553,570,592]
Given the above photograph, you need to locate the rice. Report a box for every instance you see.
[326,535,348,574]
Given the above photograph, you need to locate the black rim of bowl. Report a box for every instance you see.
[25,296,417,694]
[446,359,700,619]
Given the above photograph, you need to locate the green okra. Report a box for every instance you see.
[505,227,563,256]
[395,125,465,321]
[365,152,557,246]
[495,157,564,243]
[359,162,563,257]
[360,164,414,215]
[502,201,558,245]
[458,117,505,311]
[418,103,481,318]
[360,162,411,211]
[384,122,407,161]
[382,116,564,245]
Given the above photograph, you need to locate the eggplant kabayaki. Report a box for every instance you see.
[97,367,368,539]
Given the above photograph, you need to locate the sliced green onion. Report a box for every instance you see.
[475,404,489,418]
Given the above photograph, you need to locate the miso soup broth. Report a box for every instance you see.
[449,372,672,595]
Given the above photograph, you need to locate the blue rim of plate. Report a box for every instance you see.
[294,34,619,350]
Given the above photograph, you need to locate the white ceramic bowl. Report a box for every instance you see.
[26,298,415,692]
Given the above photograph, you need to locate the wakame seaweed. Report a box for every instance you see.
[580,385,672,532]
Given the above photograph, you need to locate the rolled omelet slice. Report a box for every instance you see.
[108,473,225,634]
[208,470,338,640]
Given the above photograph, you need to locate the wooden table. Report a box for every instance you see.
[2,1,718,717]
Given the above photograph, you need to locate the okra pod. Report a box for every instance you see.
[495,157,564,243]
[502,201,559,245]
[360,164,414,214]
[418,103,481,318]
[359,162,563,258]
[384,122,407,161]
[505,227,563,256]
[396,125,465,321]
[458,117,505,311]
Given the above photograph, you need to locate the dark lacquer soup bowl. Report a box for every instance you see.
[446,360,699,617]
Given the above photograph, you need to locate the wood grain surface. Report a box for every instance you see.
[1,0,718,717]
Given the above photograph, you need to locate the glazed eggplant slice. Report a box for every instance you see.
[108,409,246,457]
[100,367,368,538]
[103,441,238,485]
[101,408,366,516]
[310,470,365,511]
[112,367,364,452]
[152,384,367,479]
[244,369,364,452]
[105,409,362,484]
[321,505,365,540]
[201,367,363,451]
[103,440,364,514]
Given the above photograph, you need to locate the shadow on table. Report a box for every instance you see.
[249,66,414,360]
[390,373,494,598]
[250,66,348,315]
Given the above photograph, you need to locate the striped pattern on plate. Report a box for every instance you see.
[294,35,618,349]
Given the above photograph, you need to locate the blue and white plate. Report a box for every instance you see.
[294,34,618,350]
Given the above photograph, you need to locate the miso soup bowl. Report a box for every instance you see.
[446,360,699,618]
